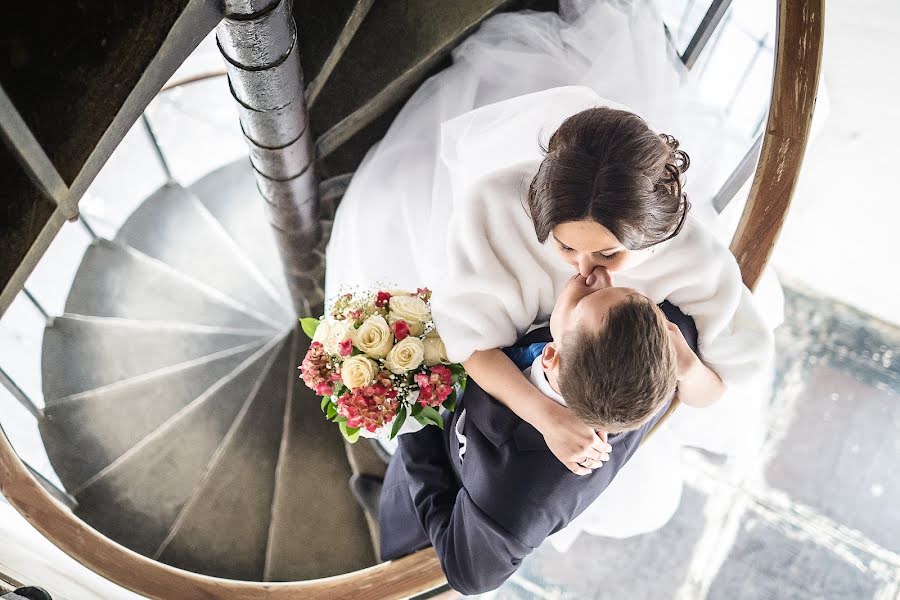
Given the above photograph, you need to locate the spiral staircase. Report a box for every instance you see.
[0,0,823,598]
[36,158,388,582]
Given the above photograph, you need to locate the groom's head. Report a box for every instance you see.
[542,271,677,433]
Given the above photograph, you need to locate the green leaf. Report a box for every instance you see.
[442,389,458,412]
[300,317,321,340]
[390,405,408,440]
[320,396,330,412]
[326,403,338,420]
[410,403,423,417]
[333,382,346,397]
[419,406,444,430]
[339,420,360,443]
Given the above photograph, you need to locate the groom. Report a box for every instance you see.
[377,275,699,595]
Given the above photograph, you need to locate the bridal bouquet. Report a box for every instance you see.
[299,287,466,442]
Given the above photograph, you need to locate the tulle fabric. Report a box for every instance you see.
[326,0,771,541]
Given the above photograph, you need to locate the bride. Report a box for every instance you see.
[325,0,774,548]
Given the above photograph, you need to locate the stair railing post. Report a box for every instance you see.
[217,0,324,317]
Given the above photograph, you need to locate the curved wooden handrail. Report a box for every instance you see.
[648,1,824,446]
[649,1,824,446]
[730,0,824,290]
[0,428,445,599]
[0,1,823,598]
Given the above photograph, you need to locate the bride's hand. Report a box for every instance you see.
[539,401,611,475]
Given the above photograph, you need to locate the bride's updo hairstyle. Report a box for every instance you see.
[528,107,690,250]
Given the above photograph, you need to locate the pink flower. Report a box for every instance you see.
[300,342,336,395]
[336,381,400,433]
[417,287,432,301]
[431,365,452,382]
[376,291,392,308]
[415,365,454,408]
[393,320,410,341]
[339,338,353,356]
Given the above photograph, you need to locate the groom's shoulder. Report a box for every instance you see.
[462,390,632,548]
[512,326,552,347]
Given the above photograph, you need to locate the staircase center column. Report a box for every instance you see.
[217,0,323,316]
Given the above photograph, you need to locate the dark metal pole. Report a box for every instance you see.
[682,0,733,69]
[217,0,323,316]
[141,113,174,182]
[77,213,100,241]
[712,133,764,214]
[21,288,50,322]
[0,366,42,420]
[23,460,78,510]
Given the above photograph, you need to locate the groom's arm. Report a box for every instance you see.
[398,426,533,595]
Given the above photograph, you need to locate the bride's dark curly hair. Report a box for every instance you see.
[527,107,690,251]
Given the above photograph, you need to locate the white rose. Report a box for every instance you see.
[323,320,355,355]
[355,315,394,359]
[312,320,332,345]
[341,355,378,390]
[385,336,425,374]
[388,295,431,337]
[423,332,449,366]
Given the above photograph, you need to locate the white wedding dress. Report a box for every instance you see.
[326,0,775,550]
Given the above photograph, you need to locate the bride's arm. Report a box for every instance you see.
[660,218,775,404]
[666,323,726,407]
[463,348,610,474]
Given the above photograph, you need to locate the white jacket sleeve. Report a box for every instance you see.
[429,165,560,363]
[658,218,775,389]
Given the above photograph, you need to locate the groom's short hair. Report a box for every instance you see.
[558,296,677,432]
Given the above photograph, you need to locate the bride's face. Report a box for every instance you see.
[551,220,652,275]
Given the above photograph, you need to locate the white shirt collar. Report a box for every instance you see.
[525,354,566,406]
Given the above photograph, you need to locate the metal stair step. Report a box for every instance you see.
[114,183,293,327]
[72,338,283,558]
[40,340,266,492]
[263,333,376,581]
[41,315,269,402]
[155,337,291,580]
[310,0,513,160]
[188,160,292,306]
[65,238,278,330]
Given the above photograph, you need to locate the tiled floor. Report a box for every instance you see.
[465,284,900,599]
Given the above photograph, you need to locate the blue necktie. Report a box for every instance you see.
[503,342,547,371]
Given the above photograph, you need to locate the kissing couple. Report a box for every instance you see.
[325,0,773,594]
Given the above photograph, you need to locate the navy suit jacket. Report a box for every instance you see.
[379,302,697,595]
